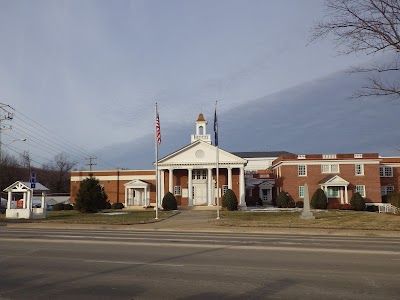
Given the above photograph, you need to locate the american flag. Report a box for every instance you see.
[156,112,161,144]
[214,105,218,147]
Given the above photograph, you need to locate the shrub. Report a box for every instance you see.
[162,192,178,211]
[388,193,400,208]
[222,189,238,211]
[350,192,366,211]
[340,204,352,210]
[111,202,124,209]
[75,174,108,213]
[311,188,328,209]
[296,201,304,208]
[257,198,263,206]
[366,205,379,212]
[63,204,73,210]
[276,191,290,208]
[245,197,257,207]
[104,201,112,209]
[288,201,296,208]
[53,203,65,211]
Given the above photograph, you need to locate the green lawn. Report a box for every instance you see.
[0,210,177,225]
[210,210,400,231]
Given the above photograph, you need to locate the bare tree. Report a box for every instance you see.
[42,153,76,193]
[310,0,400,99]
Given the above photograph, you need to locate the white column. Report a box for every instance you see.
[340,187,344,204]
[124,187,128,207]
[239,167,245,206]
[144,187,148,206]
[208,168,213,206]
[169,168,173,193]
[7,191,11,209]
[41,192,45,209]
[188,168,193,206]
[160,169,165,201]
[345,185,348,204]
[259,188,263,201]
[227,167,232,190]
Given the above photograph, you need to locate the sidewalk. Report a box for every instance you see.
[3,210,400,237]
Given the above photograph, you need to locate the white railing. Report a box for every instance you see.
[366,203,398,214]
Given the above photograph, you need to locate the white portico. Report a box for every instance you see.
[124,179,150,207]
[4,181,48,219]
[157,114,247,207]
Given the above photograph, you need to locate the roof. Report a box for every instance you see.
[196,113,205,121]
[232,151,293,158]
[3,181,49,192]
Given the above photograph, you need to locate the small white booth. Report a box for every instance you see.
[124,179,150,207]
[4,181,49,219]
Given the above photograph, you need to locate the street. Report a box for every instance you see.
[0,228,399,299]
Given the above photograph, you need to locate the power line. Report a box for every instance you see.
[1,103,118,170]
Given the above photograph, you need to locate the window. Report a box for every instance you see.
[222,185,228,195]
[356,185,365,197]
[297,155,306,159]
[192,170,207,180]
[299,186,304,198]
[381,186,394,196]
[174,186,181,196]
[380,166,393,177]
[321,164,339,173]
[298,165,307,176]
[327,187,339,197]
[355,164,364,175]
[323,154,336,159]
[354,154,363,158]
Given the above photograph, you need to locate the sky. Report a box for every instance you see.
[0,0,391,170]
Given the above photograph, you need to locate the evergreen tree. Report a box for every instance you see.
[311,188,328,209]
[350,192,366,211]
[162,192,178,211]
[276,191,290,208]
[222,189,238,211]
[75,174,108,213]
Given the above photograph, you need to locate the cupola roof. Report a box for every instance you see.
[197,113,205,122]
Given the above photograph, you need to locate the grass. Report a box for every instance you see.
[209,210,400,231]
[0,209,178,225]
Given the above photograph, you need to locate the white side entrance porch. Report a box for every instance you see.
[320,175,350,204]
[4,181,48,219]
[124,179,150,207]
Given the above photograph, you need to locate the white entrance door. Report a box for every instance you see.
[134,189,142,206]
[193,184,207,205]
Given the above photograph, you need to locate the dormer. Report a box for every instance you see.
[191,113,211,144]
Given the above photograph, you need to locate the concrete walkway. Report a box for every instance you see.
[3,210,400,237]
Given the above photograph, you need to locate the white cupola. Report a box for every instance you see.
[191,113,211,144]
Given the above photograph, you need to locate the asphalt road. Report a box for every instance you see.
[0,228,399,299]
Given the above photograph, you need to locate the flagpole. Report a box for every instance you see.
[155,103,159,220]
[215,101,220,220]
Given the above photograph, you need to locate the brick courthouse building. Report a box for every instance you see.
[70,114,400,207]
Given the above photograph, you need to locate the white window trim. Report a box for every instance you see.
[321,164,340,174]
[298,165,307,177]
[355,164,364,176]
[222,185,228,195]
[356,185,366,197]
[327,187,339,198]
[380,166,393,177]
[299,186,304,198]
[381,185,394,196]
[174,185,182,196]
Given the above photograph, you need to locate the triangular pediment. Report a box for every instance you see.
[158,140,246,166]
[320,175,349,186]
[3,181,49,192]
[124,179,150,188]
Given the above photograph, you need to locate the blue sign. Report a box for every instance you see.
[30,172,37,183]
[31,183,36,189]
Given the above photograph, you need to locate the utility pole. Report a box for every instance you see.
[85,157,97,171]
[0,103,14,200]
